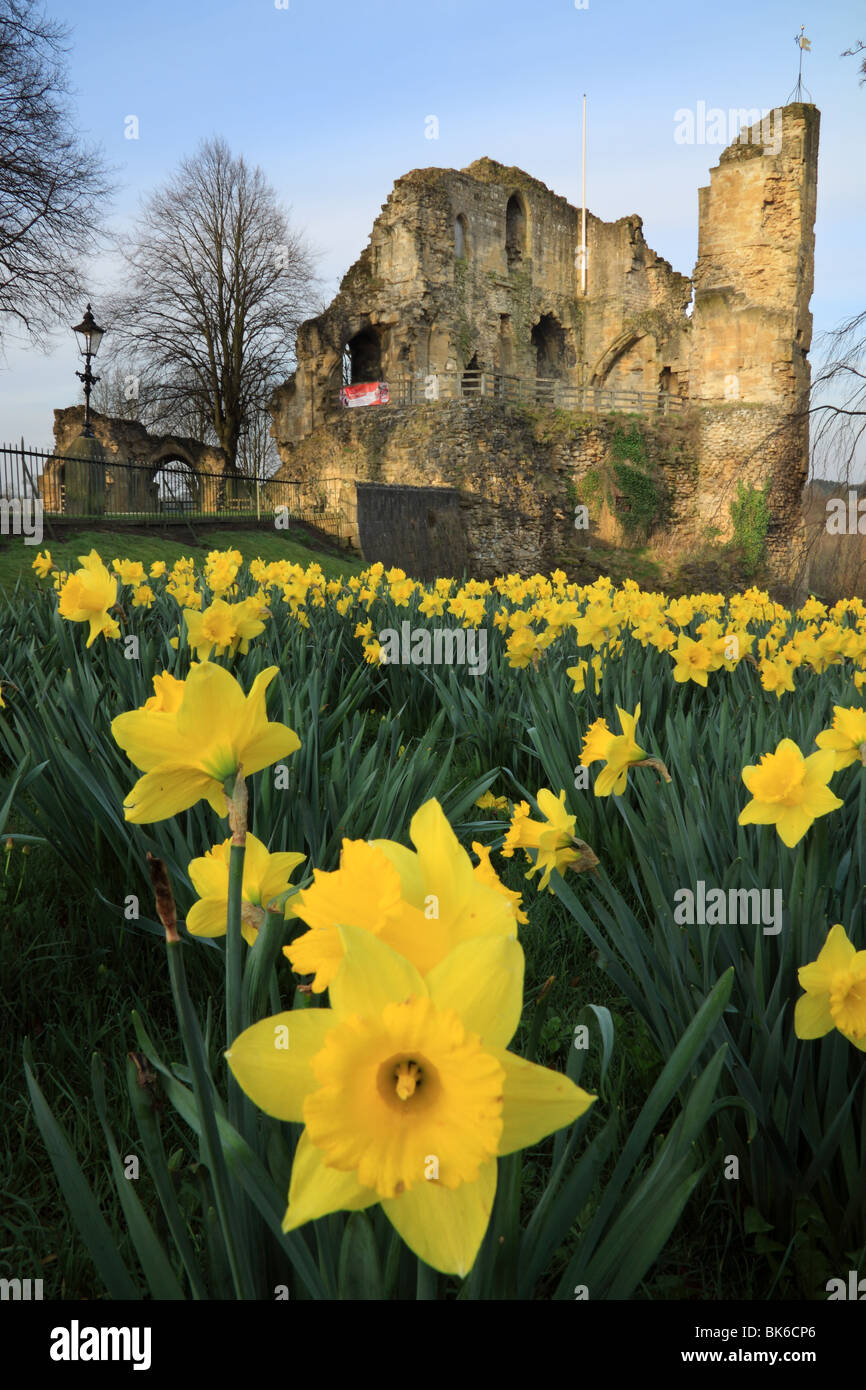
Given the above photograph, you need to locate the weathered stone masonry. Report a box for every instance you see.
[270,104,819,582]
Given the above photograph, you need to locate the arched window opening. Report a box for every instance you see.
[344,327,382,384]
[506,194,526,266]
[152,457,201,515]
[454,214,468,259]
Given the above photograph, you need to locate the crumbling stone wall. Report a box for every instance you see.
[278,398,701,577]
[270,103,819,584]
[269,157,693,451]
[44,408,235,513]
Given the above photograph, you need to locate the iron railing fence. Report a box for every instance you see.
[0,441,352,540]
[328,370,685,415]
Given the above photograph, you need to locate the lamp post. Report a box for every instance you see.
[71,303,105,437]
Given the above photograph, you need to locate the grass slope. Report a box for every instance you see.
[0,523,365,592]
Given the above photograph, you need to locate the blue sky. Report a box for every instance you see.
[1,0,863,449]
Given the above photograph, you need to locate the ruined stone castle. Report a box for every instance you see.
[270,103,819,584]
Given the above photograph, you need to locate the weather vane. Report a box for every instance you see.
[788,25,813,102]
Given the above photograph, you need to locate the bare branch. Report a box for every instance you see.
[0,0,114,345]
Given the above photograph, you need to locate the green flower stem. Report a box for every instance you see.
[226,841,259,1205]
[166,935,254,1300]
[226,842,245,1058]
[416,1257,438,1300]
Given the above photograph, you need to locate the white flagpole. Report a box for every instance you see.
[581,93,587,297]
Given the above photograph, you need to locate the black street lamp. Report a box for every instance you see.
[71,303,105,437]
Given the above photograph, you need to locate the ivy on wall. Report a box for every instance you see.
[729,479,770,576]
[584,423,670,543]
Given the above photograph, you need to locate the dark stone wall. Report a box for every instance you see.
[356,482,471,581]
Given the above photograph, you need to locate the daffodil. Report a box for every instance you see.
[738,739,842,848]
[227,926,595,1275]
[759,656,796,698]
[111,663,300,823]
[112,558,147,588]
[501,789,598,890]
[183,598,238,659]
[669,635,716,687]
[814,706,866,770]
[284,799,517,988]
[32,550,53,578]
[475,791,511,813]
[57,550,118,647]
[794,924,866,1051]
[187,834,305,945]
[580,703,668,797]
[566,661,588,693]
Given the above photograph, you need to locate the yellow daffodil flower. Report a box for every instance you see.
[284,799,517,988]
[580,703,668,797]
[187,834,305,945]
[738,739,842,848]
[227,926,595,1275]
[501,789,598,890]
[814,706,866,770]
[57,550,118,647]
[794,924,866,1051]
[111,663,300,822]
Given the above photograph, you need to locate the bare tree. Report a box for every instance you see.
[842,39,866,82]
[795,40,866,598]
[106,137,318,473]
[91,359,159,426]
[0,0,112,345]
[237,406,280,478]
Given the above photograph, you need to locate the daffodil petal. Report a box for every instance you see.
[489,1047,596,1154]
[331,923,427,1017]
[426,935,524,1048]
[381,1158,497,1277]
[123,767,218,823]
[111,710,190,770]
[794,992,835,1039]
[185,897,231,937]
[226,1009,334,1120]
[176,662,246,741]
[282,1131,378,1231]
[188,852,229,901]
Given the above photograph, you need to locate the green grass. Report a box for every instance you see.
[0,522,366,593]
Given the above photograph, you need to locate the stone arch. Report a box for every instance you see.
[150,449,205,513]
[589,329,647,387]
[49,407,239,516]
[505,193,528,266]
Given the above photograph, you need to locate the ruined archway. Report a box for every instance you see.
[150,452,205,514]
[47,407,238,516]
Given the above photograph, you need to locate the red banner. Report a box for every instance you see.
[340,382,390,407]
